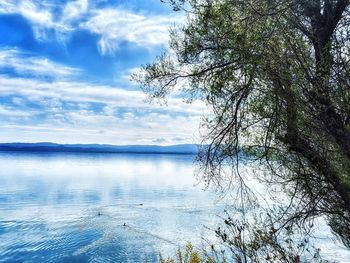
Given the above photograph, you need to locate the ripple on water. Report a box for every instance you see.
[0,153,234,262]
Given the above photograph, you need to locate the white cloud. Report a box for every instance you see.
[0,48,80,78]
[81,8,181,54]
[18,1,54,27]
[0,0,84,40]
[0,0,67,39]
[0,1,183,53]
[0,2,198,144]
[0,113,200,145]
[0,76,206,115]
[0,75,207,144]
[61,0,89,24]
[0,105,32,117]
[0,1,17,13]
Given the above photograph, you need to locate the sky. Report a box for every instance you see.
[0,0,206,145]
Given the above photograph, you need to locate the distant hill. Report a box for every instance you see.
[0,143,199,155]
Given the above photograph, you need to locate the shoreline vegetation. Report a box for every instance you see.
[147,243,225,263]
[134,0,350,261]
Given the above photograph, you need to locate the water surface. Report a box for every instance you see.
[1,152,350,262]
[0,152,221,263]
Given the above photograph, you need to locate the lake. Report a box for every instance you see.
[0,152,223,263]
[0,152,349,262]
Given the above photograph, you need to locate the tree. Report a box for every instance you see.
[134,0,350,258]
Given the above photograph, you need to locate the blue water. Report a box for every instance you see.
[1,152,350,262]
[0,152,222,263]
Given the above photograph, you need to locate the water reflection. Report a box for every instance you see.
[1,152,349,262]
[0,152,220,263]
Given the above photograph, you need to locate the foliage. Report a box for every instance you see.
[145,242,226,263]
[135,0,350,260]
[214,214,330,263]
[146,227,327,263]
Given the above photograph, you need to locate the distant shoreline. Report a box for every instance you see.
[0,143,199,155]
[0,149,197,155]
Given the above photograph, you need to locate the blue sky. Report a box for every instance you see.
[0,0,205,145]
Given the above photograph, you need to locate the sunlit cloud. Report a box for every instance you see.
[0,0,199,145]
[0,0,180,53]
[0,76,206,114]
[0,74,205,144]
[81,8,181,55]
[0,0,68,40]
[0,48,80,78]
[61,0,89,24]
[0,105,32,117]
[0,0,86,40]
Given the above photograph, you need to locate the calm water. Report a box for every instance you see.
[0,152,349,262]
[0,152,222,263]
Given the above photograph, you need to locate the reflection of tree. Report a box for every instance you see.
[135,0,350,260]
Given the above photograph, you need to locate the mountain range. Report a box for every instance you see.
[0,143,198,155]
